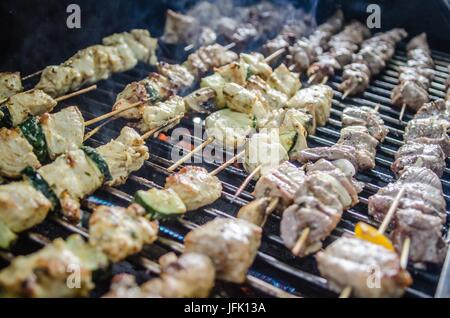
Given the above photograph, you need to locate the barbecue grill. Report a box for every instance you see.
[1,0,450,298]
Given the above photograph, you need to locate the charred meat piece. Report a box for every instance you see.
[404,116,450,156]
[342,106,388,141]
[391,209,447,265]
[369,183,446,223]
[184,218,262,283]
[392,142,446,177]
[253,161,306,210]
[316,237,412,298]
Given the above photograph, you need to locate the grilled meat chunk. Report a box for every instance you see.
[316,237,412,298]
[392,209,447,265]
[137,95,185,133]
[97,127,149,187]
[339,62,370,95]
[246,75,288,110]
[165,166,222,211]
[104,252,215,298]
[3,89,57,127]
[369,183,446,223]
[184,87,216,113]
[342,106,388,141]
[184,218,261,283]
[0,72,23,100]
[157,62,195,91]
[39,148,104,222]
[40,106,84,160]
[0,181,51,233]
[306,53,341,83]
[253,161,306,210]
[205,108,254,149]
[286,84,333,127]
[391,80,429,112]
[392,142,446,177]
[338,125,379,170]
[267,64,301,98]
[404,116,450,156]
[0,127,40,178]
[184,44,238,78]
[161,9,200,45]
[89,204,158,262]
[297,145,359,171]
[0,235,108,298]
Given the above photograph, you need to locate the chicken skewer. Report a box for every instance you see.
[391,33,435,121]
[338,28,407,98]
[307,21,370,85]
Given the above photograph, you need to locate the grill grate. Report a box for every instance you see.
[6,42,450,298]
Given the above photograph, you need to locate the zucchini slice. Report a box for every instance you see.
[19,116,49,163]
[0,105,13,128]
[0,219,17,249]
[81,146,112,182]
[279,131,298,153]
[22,166,60,211]
[134,188,186,220]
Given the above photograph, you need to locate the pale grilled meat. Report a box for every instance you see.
[165,166,222,211]
[156,62,195,92]
[97,127,149,187]
[0,127,40,178]
[0,181,51,233]
[253,161,306,210]
[40,106,84,160]
[161,9,201,45]
[392,142,446,177]
[104,252,215,298]
[0,235,108,298]
[267,64,302,98]
[392,209,447,265]
[185,218,261,283]
[2,89,57,127]
[0,72,23,100]
[137,95,186,133]
[89,204,158,262]
[342,106,388,141]
[316,237,412,298]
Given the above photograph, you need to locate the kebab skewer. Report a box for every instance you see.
[391,33,435,120]
[307,20,370,85]
[338,28,407,98]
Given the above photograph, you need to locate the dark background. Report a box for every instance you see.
[0,0,450,73]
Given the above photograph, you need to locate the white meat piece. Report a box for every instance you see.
[0,72,23,100]
[184,218,262,283]
[137,95,185,133]
[267,64,301,98]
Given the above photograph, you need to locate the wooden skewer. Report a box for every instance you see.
[321,76,329,85]
[223,42,237,50]
[307,74,317,84]
[398,103,406,123]
[21,69,43,81]
[400,237,411,270]
[288,64,296,71]
[83,118,114,141]
[292,227,310,256]
[183,43,195,52]
[141,114,184,141]
[167,136,215,172]
[233,164,262,198]
[339,286,352,298]
[264,48,286,63]
[54,84,97,102]
[341,85,356,100]
[209,150,245,176]
[84,99,148,126]
[378,187,406,235]
[374,104,381,112]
